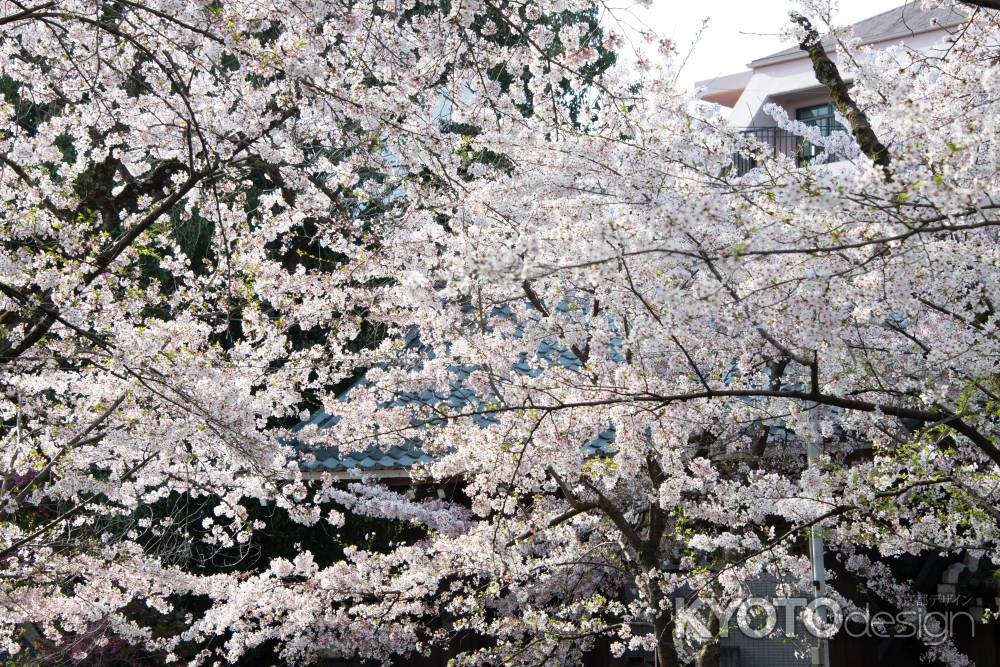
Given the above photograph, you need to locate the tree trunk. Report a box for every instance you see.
[652,612,681,667]
[789,12,891,174]
[695,612,721,667]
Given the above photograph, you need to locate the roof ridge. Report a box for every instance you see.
[749,1,965,67]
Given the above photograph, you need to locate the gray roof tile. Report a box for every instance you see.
[290,335,618,473]
[750,2,967,67]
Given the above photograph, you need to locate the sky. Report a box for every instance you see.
[607,0,908,90]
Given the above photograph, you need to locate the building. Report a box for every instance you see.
[696,2,967,175]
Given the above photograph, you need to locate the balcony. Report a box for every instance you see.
[732,124,846,177]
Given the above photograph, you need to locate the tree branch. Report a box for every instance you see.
[790,13,891,173]
[959,0,999,10]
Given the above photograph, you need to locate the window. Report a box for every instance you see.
[795,103,846,161]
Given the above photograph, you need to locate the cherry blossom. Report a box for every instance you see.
[1,0,998,665]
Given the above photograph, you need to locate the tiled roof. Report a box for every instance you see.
[290,312,621,476]
[290,347,817,476]
[295,423,617,475]
[300,438,436,474]
[292,363,497,474]
[750,2,968,67]
[293,384,616,475]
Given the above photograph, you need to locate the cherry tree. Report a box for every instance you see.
[0,0,616,661]
[1,0,999,665]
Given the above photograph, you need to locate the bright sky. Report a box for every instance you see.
[607,0,907,90]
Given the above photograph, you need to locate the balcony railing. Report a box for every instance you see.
[732,125,846,177]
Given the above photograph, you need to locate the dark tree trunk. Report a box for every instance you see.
[652,613,681,667]
[695,612,721,667]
